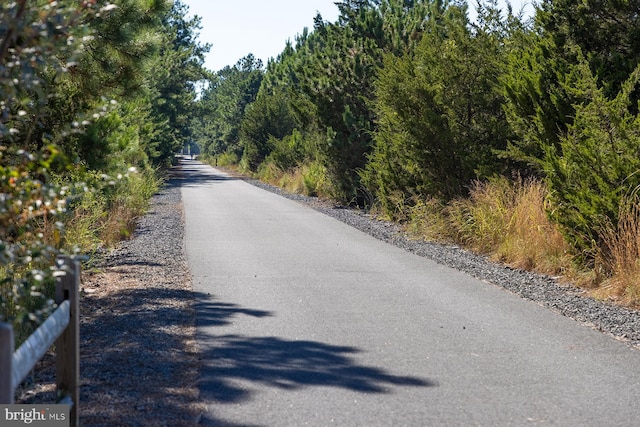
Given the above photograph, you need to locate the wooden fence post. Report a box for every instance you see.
[55,256,79,426]
[0,323,14,404]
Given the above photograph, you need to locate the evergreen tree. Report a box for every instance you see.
[146,0,210,166]
[193,55,263,158]
[539,0,640,98]
[540,59,640,260]
[279,0,435,203]
[240,88,298,171]
[364,1,515,214]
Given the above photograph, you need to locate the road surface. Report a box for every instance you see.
[181,160,640,426]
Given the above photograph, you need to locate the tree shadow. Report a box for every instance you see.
[196,299,273,327]
[77,286,203,426]
[101,251,167,268]
[199,334,435,403]
[169,161,236,188]
[17,285,210,425]
[195,295,435,426]
[76,288,281,426]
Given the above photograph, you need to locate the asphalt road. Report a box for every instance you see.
[181,160,640,426]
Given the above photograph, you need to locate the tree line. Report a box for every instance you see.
[192,0,640,276]
[0,0,207,335]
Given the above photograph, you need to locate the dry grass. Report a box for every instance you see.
[277,168,307,195]
[597,197,640,306]
[409,178,573,276]
[256,161,332,198]
[493,179,571,274]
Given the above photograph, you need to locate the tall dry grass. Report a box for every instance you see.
[257,161,332,198]
[598,196,640,306]
[409,177,572,276]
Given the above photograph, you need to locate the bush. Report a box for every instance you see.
[364,5,512,209]
[543,62,640,261]
[217,151,240,167]
[0,147,76,340]
[302,162,329,197]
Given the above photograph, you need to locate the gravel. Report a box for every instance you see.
[18,171,202,426]
[244,177,640,349]
[77,172,203,426]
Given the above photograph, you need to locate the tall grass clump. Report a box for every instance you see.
[256,159,332,199]
[495,179,571,273]
[63,167,160,252]
[407,197,451,241]
[215,151,240,168]
[409,177,572,276]
[453,178,571,274]
[447,178,516,253]
[598,195,640,306]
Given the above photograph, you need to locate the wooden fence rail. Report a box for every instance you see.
[0,256,80,426]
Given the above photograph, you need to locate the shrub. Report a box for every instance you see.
[507,48,640,263]
[217,151,240,167]
[302,162,329,198]
[0,147,76,340]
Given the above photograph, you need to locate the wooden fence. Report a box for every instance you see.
[0,256,80,426]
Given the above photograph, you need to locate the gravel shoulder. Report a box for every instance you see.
[17,160,640,425]
[18,167,203,426]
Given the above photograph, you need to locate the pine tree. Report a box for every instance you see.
[363,1,515,214]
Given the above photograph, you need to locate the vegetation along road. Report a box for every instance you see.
[181,160,640,426]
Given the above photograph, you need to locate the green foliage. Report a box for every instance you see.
[501,33,588,172]
[285,3,385,203]
[504,0,640,173]
[0,0,205,343]
[263,130,306,171]
[0,0,98,337]
[301,161,330,197]
[364,1,514,215]
[543,61,640,260]
[240,89,297,171]
[203,0,440,204]
[146,0,210,166]
[0,147,74,335]
[0,0,97,147]
[192,55,263,160]
[33,0,171,166]
[502,2,640,261]
[539,0,640,100]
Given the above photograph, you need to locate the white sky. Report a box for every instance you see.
[181,0,534,72]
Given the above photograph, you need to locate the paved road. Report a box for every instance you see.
[181,160,640,426]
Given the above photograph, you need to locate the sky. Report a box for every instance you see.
[181,0,534,73]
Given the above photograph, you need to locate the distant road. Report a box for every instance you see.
[181,160,640,426]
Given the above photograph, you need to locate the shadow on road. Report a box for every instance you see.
[195,294,435,422]
[78,284,203,426]
[171,160,236,187]
[196,299,273,327]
